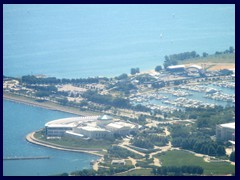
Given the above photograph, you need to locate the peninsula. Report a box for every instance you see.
[4,51,235,176]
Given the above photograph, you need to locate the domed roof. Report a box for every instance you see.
[97,115,112,121]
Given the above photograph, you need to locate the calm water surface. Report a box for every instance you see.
[3,100,99,176]
[3,4,235,78]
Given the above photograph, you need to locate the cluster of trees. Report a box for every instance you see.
[35,91,52,97]
[57,98,69,105]
[202,52,208,57]
[22,76,60,84]
[152,165,204,176]
[230,151,235,162]
[21,75,108,85]
[131,137,154,149]
[131,133,168,149]
[25,85,58,97]
[145,134,168,147]
[215,46,234,55]
[172,136,226,156]
[107,146,142,159]
[195,106,234,130]
[115,73,128,80]
[82,90,130,109]
[152,81,167,88]
[170,124,190,138]
[133,104,151,112]
[130,67,140,75]
[163,51,199,69]
[171,106,234,135]
[71,166,134,176]
[135,74,156,84]
[155,65,163,72]
[219,69,233,76]
[26,85,58,92]
[26,85,66,98]
[113,81,137,95]
[71,169,97,176]
[170,125,226,156]
[162,47,234,69]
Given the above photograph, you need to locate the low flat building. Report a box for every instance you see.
[106,121,137,135]
[45,116,98,137]
[111,159,126,166]
[74,126,112,139]
[44,115,138,139]
[167,65,185,72]
[216,122,235,141]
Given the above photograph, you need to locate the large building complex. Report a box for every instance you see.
[216,122,235,141]
[45,115,139,139]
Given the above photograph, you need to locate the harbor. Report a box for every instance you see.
[130,80,235,113]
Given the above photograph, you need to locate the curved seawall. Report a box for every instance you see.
[26,132,103,157]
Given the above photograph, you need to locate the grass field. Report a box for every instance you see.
[155,150,235,175]
[34,130,113,149]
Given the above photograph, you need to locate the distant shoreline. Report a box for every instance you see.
[3,92,100,117]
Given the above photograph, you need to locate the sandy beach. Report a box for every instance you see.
[3,92,100,117]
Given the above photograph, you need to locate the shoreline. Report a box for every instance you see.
[26,132,104,158]
[3,92,100,117]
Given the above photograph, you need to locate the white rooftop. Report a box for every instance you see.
[229,140,235,145]
[98,114,113,120]
[47,123,76,128]
[219,122,235,129]
[45,116,98,127]
[65,131,84,137]
[106,121,135,129]
[167,65,185,69]
[188,65,202,69]
[79,126,109,132]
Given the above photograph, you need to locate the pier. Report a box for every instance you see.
[3,156,50,160]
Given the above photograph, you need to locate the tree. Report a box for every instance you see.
[79,100,88,107]
[202,52,208,57]
[216,145,226,156]
[60,173,69,176]
[164,55,170,61]
[229,46,234,53]
[57,98,68,105]
[155,65,162,72]
[136,67,140,73]
[190,51,197,58]
[130,68,140,75]
[145,154,150,160]
[230,151,235,162]
[131,68,136,75]
[116,73,128,80]
[35,91,51,97]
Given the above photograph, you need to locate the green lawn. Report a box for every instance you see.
[116,168,153,176]
[155,150,235,175]
[34,130,113,149]
[125,160,133,166]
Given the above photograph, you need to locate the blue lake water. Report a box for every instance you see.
[3,4,235,78]
[3,100,99,176]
